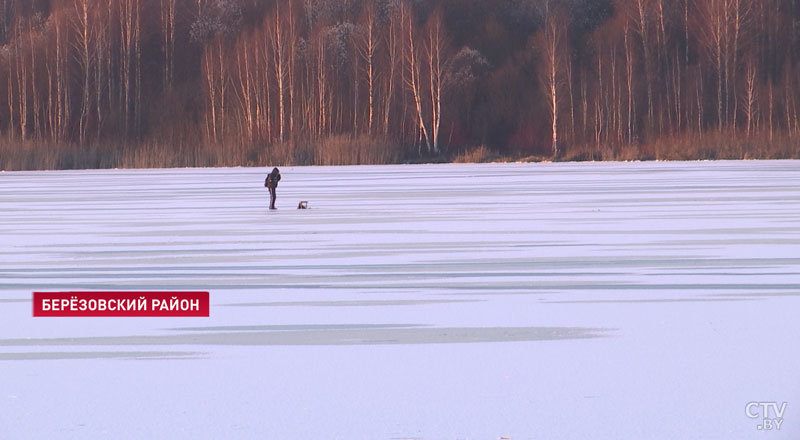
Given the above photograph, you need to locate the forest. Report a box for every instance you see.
[1,0,799,170]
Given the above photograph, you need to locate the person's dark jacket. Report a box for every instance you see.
[265,169,281,189]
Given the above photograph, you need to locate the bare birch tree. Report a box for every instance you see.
[539,7,566,157]
[403,3,431,153]
[74,0,91,145]
[357,1,378,136]
[270,3,288,143]
[425,10,446,153]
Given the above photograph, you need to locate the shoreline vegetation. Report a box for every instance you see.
[1,132,797,171]
[2,1,800,171]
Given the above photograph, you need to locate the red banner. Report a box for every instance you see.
[32,291,210,317]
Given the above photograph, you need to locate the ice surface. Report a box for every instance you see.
[1,160,798,439]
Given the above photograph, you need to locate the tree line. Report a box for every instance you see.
[1,0,799,170]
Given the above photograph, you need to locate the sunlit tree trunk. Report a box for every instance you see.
[28,19,41,139]
[55,14,67,142]
[259,22,273,141]
[14,22,27,141]
[655,0,669,133]
[203,46,217,142]
[235,37,255,143]
[566,44,576,145]
[673,50,682,133]
[580,70,588,142]
[541,8,565,157]
[134,0,141,136]
[383,8,399,137]
[271,4,287,143]
[699,0,725,132]
[595,46,603,146]
[768,79,773,141]
[287,0,297,140]
[215,38,227,143]
[74,0,91,145]
[784,66,795,138]
[6,59,14,141]
[358,3,377,136]
[624,23,635,144]
[120,0,133,136]
[426,11,445,154]
[316,34,327,138]
[697,64,704,135]
[635,0,654,134]
[46,54,54,140]
[94,2,107,142]
[404,4,431,154]
[744,58,757,136]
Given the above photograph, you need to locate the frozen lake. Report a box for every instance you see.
[1,160,798,439]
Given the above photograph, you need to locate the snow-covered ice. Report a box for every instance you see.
[0,160,798,439]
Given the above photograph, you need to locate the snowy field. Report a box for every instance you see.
[1,160,798,439]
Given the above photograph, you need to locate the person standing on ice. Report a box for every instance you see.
[265,167,281,210]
